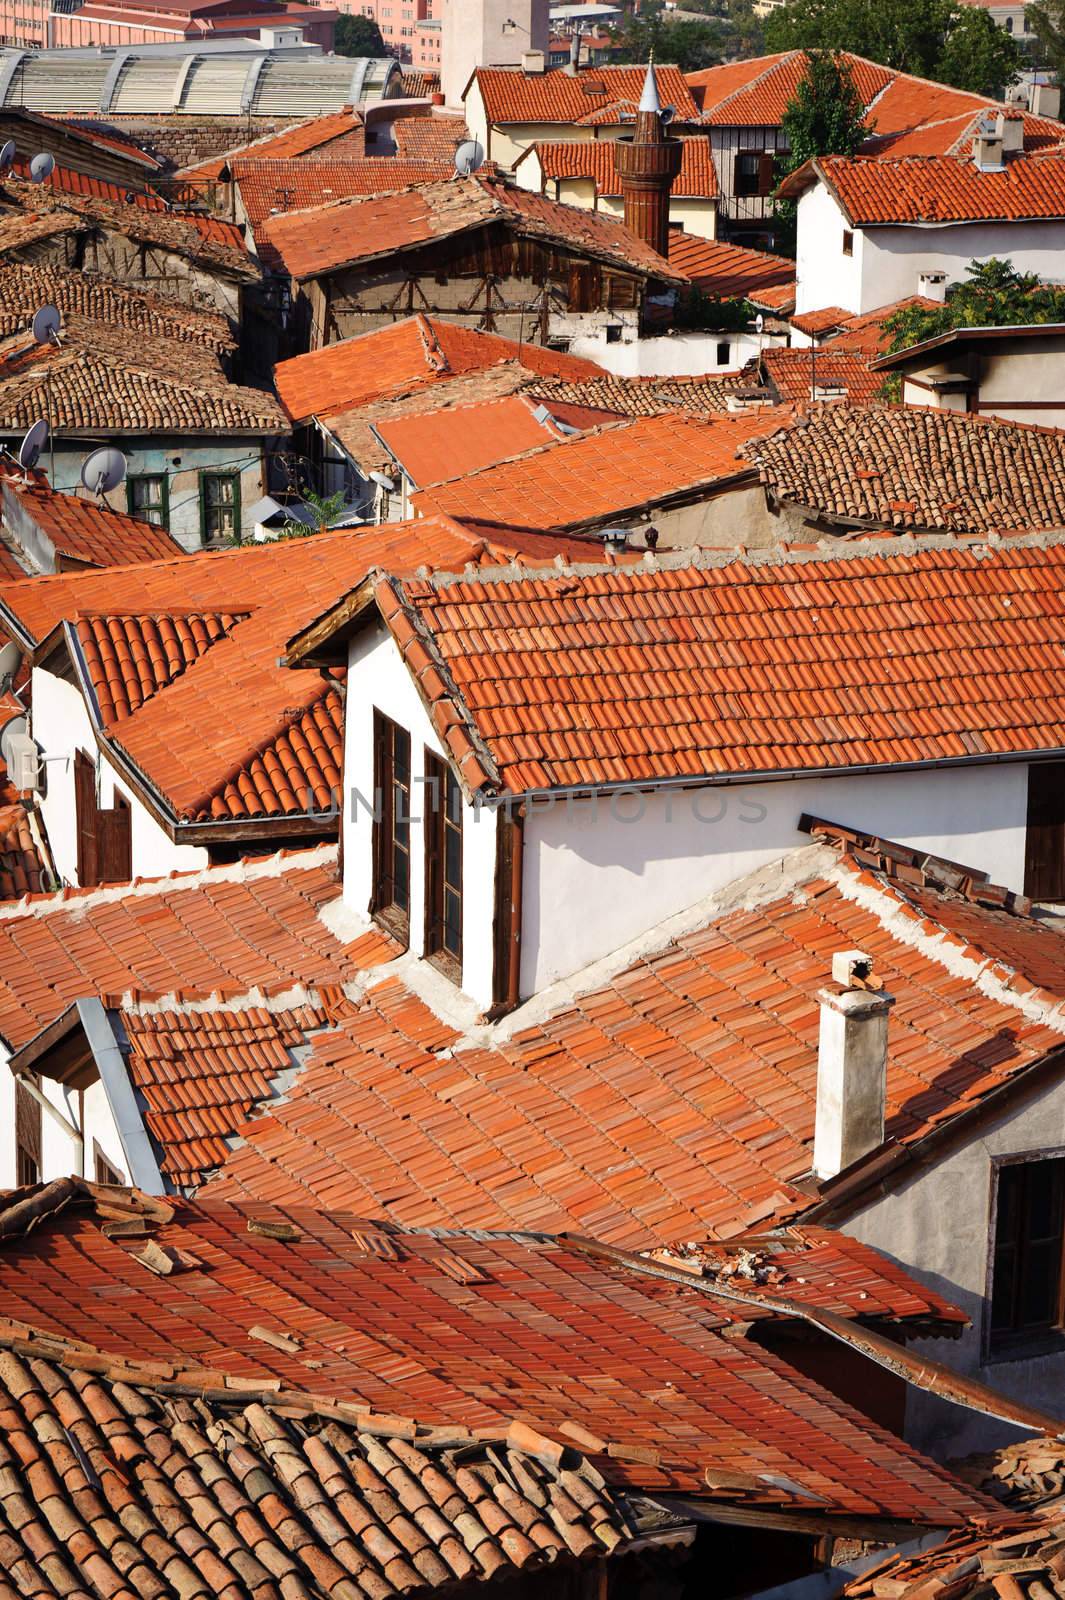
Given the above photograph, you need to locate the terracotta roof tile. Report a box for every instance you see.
[791,152,1065,224]
[205,845,1065,1245]
[0,204,83,255]
[375,390,611,486]
[77,609,246,723]
[747,279,797,314]
[0,259,233,350]
[474,64,700,125]
[416,411,779,532]
[0,459,183,568]
[374,537,1065,795]
[0,1181,998,1521]
[532,136,717,197]
[747,404,1065,532]
[667,229,794,296]
[760,346,885,404]
[0,845,393,1049]
[274,311,603,425]
[261,173,683,284]
[808,294,942,354]
[0,778,44,899]
[178,107,365,180]
[695,51,893,126]
[401,69,441,97]
[530,368,751,416]
[393,112,467,161]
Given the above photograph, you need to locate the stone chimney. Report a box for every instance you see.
[812,951,895,1181]
[613,59,682,258]
[998,109,1025,154]
[972,113,1005,170]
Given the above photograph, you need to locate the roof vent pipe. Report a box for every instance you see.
[813,951,895,1181]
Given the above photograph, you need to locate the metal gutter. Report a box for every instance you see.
[77,999,165,1195]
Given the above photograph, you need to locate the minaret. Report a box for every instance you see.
[613,58,682,259]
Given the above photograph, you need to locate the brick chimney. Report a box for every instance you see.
[812,951,895,1180]
[613,59,682,259]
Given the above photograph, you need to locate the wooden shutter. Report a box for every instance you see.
[758,152,776,196]
[1025,761,1065,901]
[74,749,98,887]
[15,1078,41,1187]
[97,792,132,884]
[491,807,523,1013]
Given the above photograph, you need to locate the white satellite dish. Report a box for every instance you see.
[754,312,764,334]
[31,304,61,346]
[0,140,15,173]
[28,151,55,183]
[18,419,48,470]
[0,715,27,765]
[454,139,485,177]
[0,639,21,692]
[80,445,127,496]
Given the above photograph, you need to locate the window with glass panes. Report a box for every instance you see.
[989,1154,1065,1356]
[127,474,168,527]
[372,711,411,942]
[200,471,240,542]
[424,749,462,979]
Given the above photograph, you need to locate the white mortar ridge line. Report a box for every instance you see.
[831,858,1065,1034]
[0,844,339,923]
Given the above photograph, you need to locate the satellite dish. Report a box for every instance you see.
[755,312,764,334]
[660,104,676,125]
[0,140,15,173]
[80,446,127,496]
[454,139,485,177]
[0,715,27,767]
[18,419,48,470]
[31,304,61,346]
[28,151,55,183]
[0,639,21,692]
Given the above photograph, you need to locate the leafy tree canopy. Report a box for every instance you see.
[1025,0,1065,80]
[764,0,1020,95]
[883,257,1065,351]
[779,49,868,173]
[334,12,386,56]
[612,3,722,71]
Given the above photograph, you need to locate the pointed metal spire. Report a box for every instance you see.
[639,55,661,114]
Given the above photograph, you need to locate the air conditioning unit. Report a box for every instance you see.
[5,732,40,792]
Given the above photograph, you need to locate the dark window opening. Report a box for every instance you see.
[372,711,411,943]
[424,749,462,981]
[716,340,731,365]
[127,473,169,528]
[15,1076,41,1187]
[842,229,854,256]
[989,1154,1065,1358]
[1025,762,1065,900]
[201,471,241,543]
[94,1144,125,1185]
[75,751,132,887]
[734,150,776,198]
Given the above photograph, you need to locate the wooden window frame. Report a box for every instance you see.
[74,746,98,887]
[985,1147,1065,1362]
[199,469,242,545]
[423,748,462,983]
[371,710,411,945]
[1025,761,1065,901]
[94,1140,126,1186]
[842,229,854,256]
[126,472,170,529]
[15,1075,41,1188]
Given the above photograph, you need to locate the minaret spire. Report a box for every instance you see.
[613,54,682,257]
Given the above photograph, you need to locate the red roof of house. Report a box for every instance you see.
[260,173,684,284]
[0,462,183,568]
[796,295,941,352]
[376,391,593,486]
[0,762,45,898]
[667,229,795,296]
[367,538,1065,797]
[693,51,894,126]
[274,312,603,424]
[473,64,700,125]
[781,152,1065,224]
[205,838,1065,1244]
[529,137,718,198]
[760,346,885,404]
[0,1180,998,1524]
[416,411,779,533]
[392,111,467,161]
[178,108,364,180]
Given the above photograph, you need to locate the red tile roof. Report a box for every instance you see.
[393,111,467,161]
[810,294,942,353]
[530,137,718,197]
[376,391,582,485]
[693,51,893,126]
[783,152,1065,224]
[369,538,1065,796]
[789,305,851,337]
[846,1507,1065,1600]
[760,346,885,404]
[260,173,684,284]
[0,259,234,351]
[0,462,184,569]
[274,312,604,425]
[473,64,700,125]
[178,107,364,180]
[205,842,1065,1245]
[746,404,1065,533]
[76,610,245,722]
[0,790,45,898]
[747,279,797,314]
[416,411,780,533]
[0,846,392,1050]
[0,1180,1001,1520]
[667,229,795,297]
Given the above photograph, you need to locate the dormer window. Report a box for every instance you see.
[372,711,411,943]
[424,750,462,980]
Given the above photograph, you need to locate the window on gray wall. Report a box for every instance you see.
[988,1153,1065,1358]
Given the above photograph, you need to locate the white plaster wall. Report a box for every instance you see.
[848,1080,1065,1458]
[31,665,207,887]
[859,220,1065,316]
[345,624,498,1008]
[567,327,762,373]
[795,183,864,314]
[521,761,1030,992]
[0,1070,128,1190]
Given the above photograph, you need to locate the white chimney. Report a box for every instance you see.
[917,269,947,302]
[973,113,1005,170]
[996,110,1025,153]
[522,48,546,72]
[813,951,895,1181]
[1030,82,1061,119]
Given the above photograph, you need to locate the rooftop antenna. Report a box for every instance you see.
[80,446,127,498]
[453,138,485,178]
[0,140,15,175]
[28,151,56,183]
[17,418,48,476]
[31,303,61,348]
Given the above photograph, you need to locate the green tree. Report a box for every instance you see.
[1025,0,1065,79]
[772,51,867,253]
[883,257,1065,351]
[765,0,1019,93]
[612,4,722,71]
[277,488,350,540]
[334,12,386,56]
